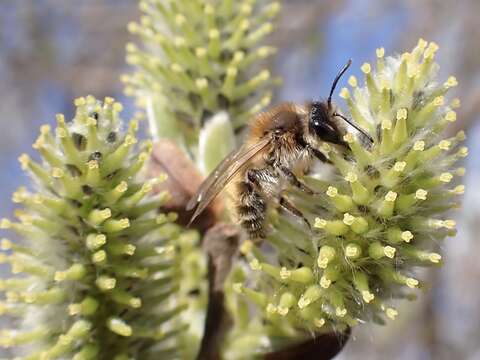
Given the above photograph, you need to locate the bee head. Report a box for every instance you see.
[308,101,346,146]
[308,59,373,146]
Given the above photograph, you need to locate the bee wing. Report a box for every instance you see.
[187,137,271,225]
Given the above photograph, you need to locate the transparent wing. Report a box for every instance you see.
[187,137,271,225]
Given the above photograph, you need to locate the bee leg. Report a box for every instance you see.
[279,166,318,195]
[308,146,333,164]
[279,196,311,229]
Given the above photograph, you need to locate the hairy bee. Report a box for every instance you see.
[187,60,372,239]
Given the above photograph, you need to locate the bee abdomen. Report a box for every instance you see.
[237,181,266,239]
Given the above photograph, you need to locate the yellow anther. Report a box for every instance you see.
[393,161,406,172]
[326,186,338,197]
[415,189,428,200]
[335,307,347,317]
[320,276,331,289]
[266,303,277,314]
[396,108,408,120]
[385,191,397,202]
[232,283,243,294]
[361,63,371,74]
[345,172,358,183]
[208,29,220,39]
[405,278,419,288]
[279,267,291,280]
[438,140,451,150]
[418,38,428,49]
[401,231,413,243]
[362,291,375,303]
[451,185,465,195]
[445,111,457,122]
[314,318,325,328]
[348,75,357,87]
[445,76,458,87]
[18,154,30,170]
[439,173,453,183]
[249,259,262,270]
[240,240,253,255]
[384,246,396,258]
[343,133,354,143]
[433,96,444,106]
[386,307,398,320]
[314,218,327,229]
[195,47,207,57]
[343,213,355,226]
[51,167,64,178]
[339,88,350,99]
[381,119,392,130]
[196,78,209,90]
[413,141,425,151]
[443,219,456,229]
[429,253,442,263]
[376,47,385,58]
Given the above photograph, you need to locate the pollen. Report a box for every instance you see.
[401,52,411,61]
[116,181,128,193]
[362,291,375,303]
[339,87,350,99]
[52,167,64,179]
[439,173,453,183]
[401,231,413,243]
[438,140,451,150]
[361,63,371,74]
[326,186,338,197]
[113,102,123,113]
[320,276,331,289]
[0,219,12,229]
[348,75,357,87]
[445,111,457,122]
[393,161,406,172]
[396,108,408,120]
[376,47,385,58]
[413,141,425,151]
[279,267,291,280]
[314,318,326,328]
[345,172,358,183]
[415,189,428,200]
[386,307,398,320]
[259,70,271,81]
[405,277,419,288]
[385,191,397,202]
[456,130,466,141]
[88,160,99,170]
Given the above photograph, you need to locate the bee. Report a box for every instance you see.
[187,60,373,239]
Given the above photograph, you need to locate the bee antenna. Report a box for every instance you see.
[333,112,374,143]
[327,59,352,110]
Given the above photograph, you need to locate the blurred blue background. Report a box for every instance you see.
[0,1,479,359]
